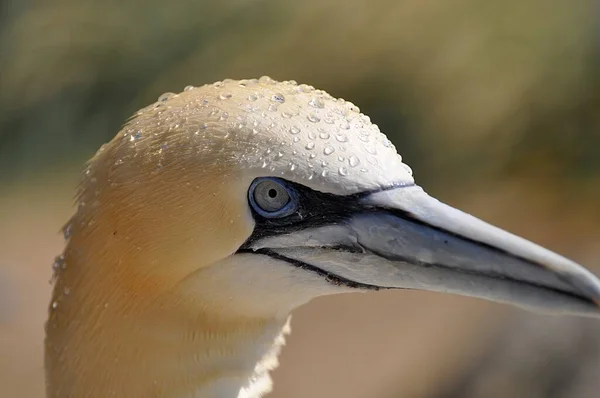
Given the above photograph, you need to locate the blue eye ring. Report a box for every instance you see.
[248,177,298,218]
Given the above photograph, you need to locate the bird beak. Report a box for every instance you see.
[249,185,600,317]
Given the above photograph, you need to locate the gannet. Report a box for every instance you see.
[45,77,600,398]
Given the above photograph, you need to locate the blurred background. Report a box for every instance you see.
[1,0,600,397]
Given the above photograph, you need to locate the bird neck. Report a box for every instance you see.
[45,237,291,398]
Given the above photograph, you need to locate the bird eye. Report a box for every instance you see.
[249,178,297,218]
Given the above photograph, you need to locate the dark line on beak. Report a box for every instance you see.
[382,207,600,303]
[237,248,382,291]
[364,245,599,308]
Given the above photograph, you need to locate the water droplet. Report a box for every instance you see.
[129,131,142,142]
[289,126,301,135]
[184,85,195,91]
[306,142,315,150]
[319,130,330,139]
[339,120,350,130]
[219,92,233,100]
[348,155,360,167]
[63,287,71,296]
[309,98,325,108]
[259,76,273,84]
[338,156,345,162]
[289,162,298,171]
[321,160,329,167]
[321,169,329,177]
[248,94,258,101]
[335,134,348,142]
[360,168,368,173]
[52,256,65,272]
[293,137,300,143]
[51,301,58,310]
[271,93,285,103]
[63,224,72,240]
[383,139,392,148]
[323,114,335,124]
[309,153,316,159]
[275,151,284,159]
[307,112,321,123]
[299,84,314,93]
[338,166,348,176]
[200,123,208,130]
[281,111,293,119]
[358,134,369,142]
[324,146,335,155]
[366,146,377,155]
[268,103,278,112]
[158,92,174,102]
[308,130,317,140]
[219,112,229,121]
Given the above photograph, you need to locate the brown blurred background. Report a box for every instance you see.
[1,0,600,397]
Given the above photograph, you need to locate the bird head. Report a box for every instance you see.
[70,77,600,320]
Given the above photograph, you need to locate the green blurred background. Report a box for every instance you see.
[1,0,600,397]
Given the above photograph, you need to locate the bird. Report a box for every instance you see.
[45,77,600,398]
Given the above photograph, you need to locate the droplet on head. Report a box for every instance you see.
[309,98,325,108]
[289,126,301,135]
[248,94,258,101]
[184,85,195,91]
[348,155,360,167]
[323,114,335,124]
[338,166,348,176]
[271,93,285,103]
[323,146,335,155]
[158,92,175,102]
[299,84,315,93]
[305,142,315,150]
[219,92,233,100]
[335,134,348,143]
[307,112,321,123]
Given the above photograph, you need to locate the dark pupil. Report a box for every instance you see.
[268,188,278,198]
